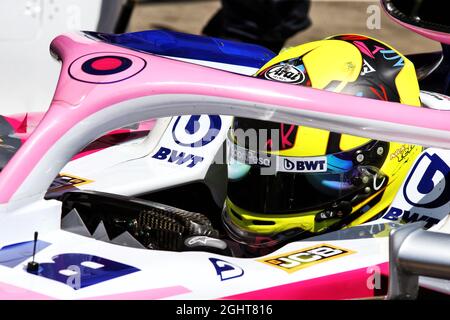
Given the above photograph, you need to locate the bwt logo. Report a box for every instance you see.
[152,147,204,168]
[383,206,440,228]
[403,153,450,209]
[172,115,222,148]
[280,157,327,173]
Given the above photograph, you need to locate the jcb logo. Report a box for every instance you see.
[258,244,354,273]
[49,174,93,193]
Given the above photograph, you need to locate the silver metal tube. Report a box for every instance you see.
[388,221,450,299]
[399,229,450,279]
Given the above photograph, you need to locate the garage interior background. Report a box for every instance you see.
[130,0,440,54]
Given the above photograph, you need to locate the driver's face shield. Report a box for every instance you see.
[226,127,388,178]
[226,127,280,176]
[223,127,390,248]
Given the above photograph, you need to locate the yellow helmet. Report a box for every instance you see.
[223,34,422,250]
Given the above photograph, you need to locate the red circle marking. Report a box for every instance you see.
[91,57,123,71]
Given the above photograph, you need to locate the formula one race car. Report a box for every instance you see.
[0,0,449,300]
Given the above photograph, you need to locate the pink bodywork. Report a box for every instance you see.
[223,263,389,300]
[0,264,389,300]
[0,281,191,300]
[1,32,450,204]
[2,31,448,300]
[3,112,155,161]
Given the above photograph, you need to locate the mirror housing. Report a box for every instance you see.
[381,0,450,44]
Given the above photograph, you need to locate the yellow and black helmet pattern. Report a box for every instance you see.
[224,34,422,248]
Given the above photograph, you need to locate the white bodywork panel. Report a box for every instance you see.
[0,227,389,299]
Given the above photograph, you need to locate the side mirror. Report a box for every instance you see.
[382,0,450,44]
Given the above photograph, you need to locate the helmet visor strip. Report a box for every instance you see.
[226,137,389,214]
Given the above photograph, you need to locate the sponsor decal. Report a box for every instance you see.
[383,152,450,228]
[152,146,204,168]
[264,64,305,84]
[172,115,222,148]
[27,253,139,290]
[187,236,211,246]
[258,244,354,273]
[229,144,327,173]
[360,59,376,75]
[230,144,327,173]
[185,236,227,251]
[403,153,449,209]
[49,173,93,193]
[209,258,244,281]
[187,236,221,247]
[278,156,327,173]
[383,206,440,228]
[229,144,272,167]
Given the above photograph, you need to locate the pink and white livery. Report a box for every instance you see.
[0,0,449,300]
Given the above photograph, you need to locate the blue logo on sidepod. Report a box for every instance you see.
[26,253,139,290]
[172,115,222,148]
[403,153,450,209]
[209,258,244,281]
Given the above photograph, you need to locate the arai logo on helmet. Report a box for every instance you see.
[264,64,305,84]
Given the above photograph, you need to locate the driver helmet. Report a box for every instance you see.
[223,34,422,250]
